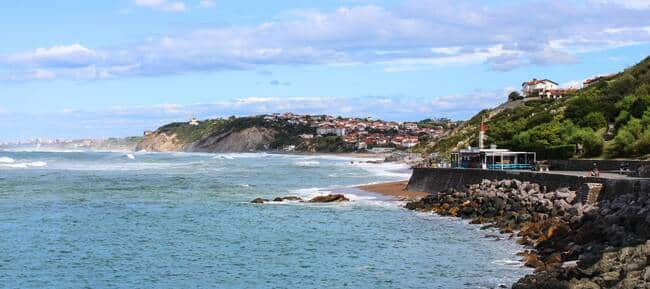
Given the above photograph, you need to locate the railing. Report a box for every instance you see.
[487,163,533,170]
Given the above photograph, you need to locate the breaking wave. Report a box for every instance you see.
[0,156,16,163]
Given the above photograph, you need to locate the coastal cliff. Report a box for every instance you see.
[136,126,279,153]
[188,127,276,153]
[135,116,312,153]
[135,132,187,152]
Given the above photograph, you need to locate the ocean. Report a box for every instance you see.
[0,151,530,288]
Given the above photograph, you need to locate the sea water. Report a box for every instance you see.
[0,151,531,288]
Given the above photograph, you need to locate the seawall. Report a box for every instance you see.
[406,168,650,201]
[548,159,650,177]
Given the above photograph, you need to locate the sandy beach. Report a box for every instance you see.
[357,181,429,201]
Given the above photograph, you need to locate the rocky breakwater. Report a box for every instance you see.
[405,179,649,289]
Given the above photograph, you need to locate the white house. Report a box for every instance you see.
[403,122,419,130]
[357,142,368,150]
[299,134,314,139]
[542,88,577,99]
[522,79,558,97]
[316,125,346,136]
[189,117,199,126]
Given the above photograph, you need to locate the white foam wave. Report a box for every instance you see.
[294,160,320,167]
[0,161,47,169]
[0,156,15,163]
[492,259,525,267]
[213,155,234,160]
[27,161,47,167]
[347,161,412,179]
[288,187,333,199]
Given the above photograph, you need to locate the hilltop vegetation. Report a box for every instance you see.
[157,116,313,149]
[424,56,650,160]
[138,112,460,153]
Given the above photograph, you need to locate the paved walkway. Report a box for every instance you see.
[531,170,647,180]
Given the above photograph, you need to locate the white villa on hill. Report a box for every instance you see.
[521,78,575,99]
[522,79,558,97]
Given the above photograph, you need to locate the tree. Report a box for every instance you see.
[570,129,604,157]
[508,91,523,101]
[580,112,607,130]
[608,129,636,157]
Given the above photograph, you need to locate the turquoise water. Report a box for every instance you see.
[0,151,530,288]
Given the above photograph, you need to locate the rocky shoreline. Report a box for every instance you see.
[405,179,649,289]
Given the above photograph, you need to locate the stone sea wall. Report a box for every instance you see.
[406,168,650,201]
[548,160,650,177]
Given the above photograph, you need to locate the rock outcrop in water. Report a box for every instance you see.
[309,194,350,203]
[250,198,269,204]
[251,194,349,204]
[405,179,650,289]
[273,196,303,202]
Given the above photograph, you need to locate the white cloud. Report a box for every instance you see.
[0,92,509,140]
[430,47,462,55]
[134,0,187,12]
[198,0,215,8]
[561,80,584,89]
[3,0,650,80]
[5,44,97,68]
[598,0,650,10]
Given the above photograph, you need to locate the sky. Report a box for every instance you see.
[1,0,649,141]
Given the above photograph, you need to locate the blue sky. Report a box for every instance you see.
[1,0,649,141]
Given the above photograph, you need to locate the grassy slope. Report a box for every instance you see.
[424,56,650,160]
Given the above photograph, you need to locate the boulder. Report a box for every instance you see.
[309,194,350,203]
[556,190,577,203]
[554,199,571,211]
[250,198,268,204]
[273,196,303,202]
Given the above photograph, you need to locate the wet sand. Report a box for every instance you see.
[357,181,429,201]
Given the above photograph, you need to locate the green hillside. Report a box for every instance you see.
[424,56,650,160]
[156,116,314,149]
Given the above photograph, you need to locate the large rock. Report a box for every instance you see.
[273,196,303,202]
[309,194,350,203]
[250,198,268,204]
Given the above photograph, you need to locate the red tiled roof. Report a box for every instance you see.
[522,79,558,86]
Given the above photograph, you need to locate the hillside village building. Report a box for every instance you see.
[522,79,558,97]
[316,125,346,136]
[583,74,616,87]
[521,79,575,99]
[451,146,537,170]
[260,113,450,150]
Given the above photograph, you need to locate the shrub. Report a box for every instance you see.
[608,129,636,157]
[537,145,576,160]
[508,91,523,101]
[634,130,650,156]
[580,112,607,130]
[570,129,604,157]
[526,111,554,130]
